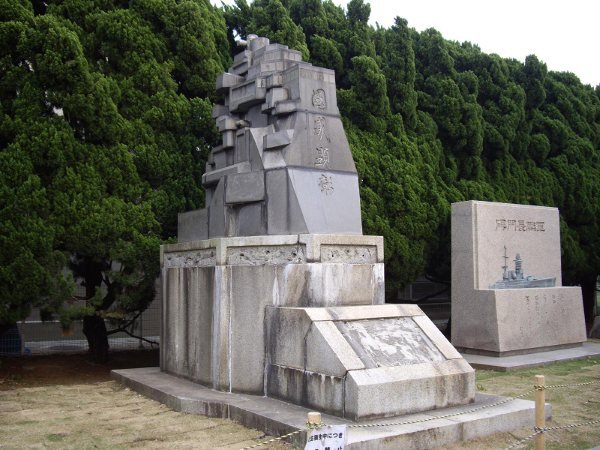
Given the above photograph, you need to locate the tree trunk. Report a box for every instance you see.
[83,315,109,363]
[580,275,598,328]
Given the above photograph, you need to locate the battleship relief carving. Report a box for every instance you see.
[489,246,556,289]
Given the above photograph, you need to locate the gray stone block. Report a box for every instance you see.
[264,304,474,420]
[233,203,266,236]
[225,171,265,204]
[199,34,362,238]
[345,360,475,420]
[216,73,244,93]
[287,168,362,235]
[305,321,365,376]
[265,307,310,370]
[265,169,307,234]
[177,209,208,242]
[263,130,293,150]
[266,364,344,416]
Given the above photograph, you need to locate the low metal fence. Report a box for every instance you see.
[0,299,160,356]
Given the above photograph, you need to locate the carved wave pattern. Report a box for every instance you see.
[164,249,216,268]
[320,245,377,264]
[226,245,306,265]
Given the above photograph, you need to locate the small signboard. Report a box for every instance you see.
[304,424,346,450]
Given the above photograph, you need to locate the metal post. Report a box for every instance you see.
[535,374,545,450]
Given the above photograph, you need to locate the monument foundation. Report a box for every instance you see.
[161,234,475,419]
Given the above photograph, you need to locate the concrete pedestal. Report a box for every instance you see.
[161,234,384,393]
[161,234,475,419]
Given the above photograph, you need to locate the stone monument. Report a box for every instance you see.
[451,200,587,355]
[161,35,475,420]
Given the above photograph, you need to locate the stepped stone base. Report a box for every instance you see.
[112,367,549,450]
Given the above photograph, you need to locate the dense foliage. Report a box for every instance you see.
[0,0,228,360]
[1,0,598,357]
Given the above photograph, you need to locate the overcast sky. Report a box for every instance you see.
[212,0,599,86]
[333,0,599,86]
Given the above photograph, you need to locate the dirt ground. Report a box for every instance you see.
[0,350,599,449]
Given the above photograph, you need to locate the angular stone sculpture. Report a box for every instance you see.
[451,201,586,356]
[161,36,475,420]
[178,34,362,240]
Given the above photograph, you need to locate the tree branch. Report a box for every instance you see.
[110,328,159,347]
[106,309,144,336]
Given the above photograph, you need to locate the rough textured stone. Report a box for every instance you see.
[451,201,587,355]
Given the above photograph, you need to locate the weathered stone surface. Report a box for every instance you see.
[451,201,587,355]
[161,236,385,393]
[224,171,265,204]
[345,359,475,420]
[265,305,474,420]
[299,234,384,263]
[267,364,344,416]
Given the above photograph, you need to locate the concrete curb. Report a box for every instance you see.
[462,341,600,371]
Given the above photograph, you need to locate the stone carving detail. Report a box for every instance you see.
[312,89,327,110]
[318,174,334,195]
[164,249,216,268]
[320,245,377,264]
[313,116,330,142]
[495,219,545,232]
[314,146,329,168]
[227,245,306,265]
[489,246,556,289]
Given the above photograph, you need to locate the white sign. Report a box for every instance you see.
[304,424,346,450]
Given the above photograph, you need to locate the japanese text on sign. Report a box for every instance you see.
[495,219,545,232]
[305,425,346,450]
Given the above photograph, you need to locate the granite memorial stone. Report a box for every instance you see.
[451,200,587,356]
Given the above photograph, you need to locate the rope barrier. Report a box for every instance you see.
[504,418,600,450]
[348,388,536,429]
[504,377,600,450]
[240,378,600,450]
[504,428,543,449]
[240,429,304,449]
[544,379,600,389]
